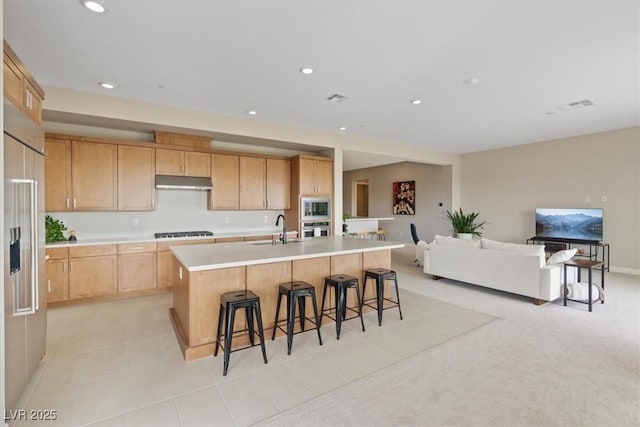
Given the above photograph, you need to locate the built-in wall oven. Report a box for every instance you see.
[301,197,331,221]
[301,221,331,238]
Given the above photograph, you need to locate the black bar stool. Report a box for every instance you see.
[362,268,403,326]
[320,274,365,339]
[272,281,323,354]
[214,289,268,376]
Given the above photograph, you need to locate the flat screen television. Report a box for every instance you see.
[535,208,603,242]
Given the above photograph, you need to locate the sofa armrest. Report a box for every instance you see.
[540,264,578,301]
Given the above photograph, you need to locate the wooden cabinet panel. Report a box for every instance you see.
[47,259,69,303]
[157,251,175,290]
[71,141,118,211]
[69,255,117,299]
[3,56,22,108]
[117,242,157,254]
[46,247,68,260]
[209,154,239,210]
[239,156,266,209]
[214,236,244,243]
[315,159,333,196]
[44,139,72,211]
[118,252,157,292]
[246,261,292,330]
[298,158,316,195]
[266,158,290,209]
[156,149,184,175]
[118,145,155,210]
[184,152,211,177]
[68,244,117,258]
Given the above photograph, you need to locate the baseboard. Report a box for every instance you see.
[610,266,640,276]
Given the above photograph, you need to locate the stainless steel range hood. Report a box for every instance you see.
[155,175,213,190]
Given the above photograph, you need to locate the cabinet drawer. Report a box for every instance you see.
[156,238,216,252]
[69,244,117,258]
[46,247,69,260]
[117,242,157,254]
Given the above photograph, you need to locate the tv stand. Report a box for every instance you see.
[527,237,609,272]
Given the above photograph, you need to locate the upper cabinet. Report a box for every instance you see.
[44,138,73,211]
[156,148,211,177]
[118,145,155,210]
[72,141,118,211]
[3,41,44,125]
[296,156,333,196]
[239,156,290,210]
[209,153,239,210]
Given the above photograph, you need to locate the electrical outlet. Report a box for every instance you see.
[585,195,591,203]
[601,195,607,202]
[264,215,268,223]
[132,218,139,227]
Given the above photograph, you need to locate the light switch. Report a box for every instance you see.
[585,195,591,202]
[601,195,607,202]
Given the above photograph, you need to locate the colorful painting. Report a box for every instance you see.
[393,181,415,215]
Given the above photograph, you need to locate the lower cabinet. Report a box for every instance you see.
[118,252,157,292]
[69,255,118,299]
[46,258,69,303]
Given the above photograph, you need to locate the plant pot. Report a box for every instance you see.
[456,233,473,240]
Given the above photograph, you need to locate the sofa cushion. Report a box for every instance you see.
[434,235,481,248]
[480,238,545,256]
[546,248,577,265]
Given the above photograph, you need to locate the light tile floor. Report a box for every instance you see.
[13,274,495,427]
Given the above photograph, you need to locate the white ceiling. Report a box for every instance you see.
[4,1,639,169]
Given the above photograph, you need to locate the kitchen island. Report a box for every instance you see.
[169,236,404,360]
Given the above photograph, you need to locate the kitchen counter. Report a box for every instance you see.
[169,235,404,361]
[171,235,404,271]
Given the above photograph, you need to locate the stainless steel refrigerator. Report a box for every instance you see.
[3,99,46,411]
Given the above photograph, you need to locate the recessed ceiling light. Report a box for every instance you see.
[81,1,106,13]
[410,99,422,105]
[299,67,314,75]
[338,126,347,131]
[99,81,115,89]
[247,110,257,116]
[464,77,480,85]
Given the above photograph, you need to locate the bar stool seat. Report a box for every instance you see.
[214,289,268,376]
[272,281,323,354]
[362,268,403,326]
[320,274,365,339]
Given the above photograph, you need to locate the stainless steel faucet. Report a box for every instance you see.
[276,214,287,244]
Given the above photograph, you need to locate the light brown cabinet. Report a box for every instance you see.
[69,245,118,299]
[239,156,290,210]
[209,153,239,210]
[46,248,70,303]
[118,145,155,210]
[118,243,157,293]
[299,157,333,196]
[156,149,211,177]
[44,138,73,211]
[71,141,118,211]
[3,41,44,125]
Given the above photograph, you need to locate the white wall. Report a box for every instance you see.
[343,162,453,244]
[460,127,640,273]
[49,190,284,239]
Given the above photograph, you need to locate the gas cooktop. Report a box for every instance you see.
[154,231,214,239]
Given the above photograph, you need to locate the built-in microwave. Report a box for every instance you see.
[301,197,331,221]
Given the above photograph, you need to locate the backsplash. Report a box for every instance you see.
[46,189,284,239]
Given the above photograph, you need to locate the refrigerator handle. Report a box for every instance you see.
[32,180,39,310]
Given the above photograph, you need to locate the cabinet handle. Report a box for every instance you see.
[66,198,70,209]
[48,279,51,293]
[179,267,183,280]
[70,262,73,272]
[73,198,77,208]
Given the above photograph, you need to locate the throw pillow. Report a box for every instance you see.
[547,249,577,265]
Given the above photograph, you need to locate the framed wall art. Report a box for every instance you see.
[393,180,415,215]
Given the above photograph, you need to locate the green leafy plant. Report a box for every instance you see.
[342,213,350,233]
[445,208,485,236]
[45,215,67,243]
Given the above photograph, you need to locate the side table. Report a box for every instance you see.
[563,259,605,312]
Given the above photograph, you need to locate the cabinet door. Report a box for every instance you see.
[298,158,316,195]
[118,252,157,292]
[3,57,22,108]
[45,139,72,211]
[315,159,333,196]
[157,251,175,291]
[210,154,239,210]
[184,152,211,177]
[71,141,118,210]
[156,149,184,175]
[47,259,69,303]
[69,255,117,299]
[239,156,266,209]
[266,159,290,209]
[118,145,155,210]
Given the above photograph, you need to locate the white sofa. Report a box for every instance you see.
[423,236,575,303]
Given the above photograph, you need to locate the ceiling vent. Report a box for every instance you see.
[556,99,595,111]
[326,93,350,103]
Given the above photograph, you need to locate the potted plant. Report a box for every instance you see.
[445,208,485,239]
[45,215,68,243]
[342,213,350,234]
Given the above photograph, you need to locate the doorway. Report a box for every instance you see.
[354,180,369,217]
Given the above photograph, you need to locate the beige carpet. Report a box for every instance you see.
[259,247,640,426]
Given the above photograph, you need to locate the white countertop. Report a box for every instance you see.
[44,228,295,248]
[171,235,405,272]
[344,217,394,222]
